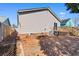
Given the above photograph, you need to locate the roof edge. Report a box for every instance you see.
[17,7,49,13]
[17,7,61,22]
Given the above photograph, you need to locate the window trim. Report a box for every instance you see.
[54,22,57,30]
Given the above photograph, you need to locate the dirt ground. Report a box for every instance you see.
[16,35,45,56]
[16,34,79,56]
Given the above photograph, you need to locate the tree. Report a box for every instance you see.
[65,3,79,13]
[65,3,79,27]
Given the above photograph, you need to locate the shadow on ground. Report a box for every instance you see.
[37,35,79,56]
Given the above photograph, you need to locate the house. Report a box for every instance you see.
[60,18,74,27]
[0,16,11,42]
[77,24,79,28]
[17,7,61,35]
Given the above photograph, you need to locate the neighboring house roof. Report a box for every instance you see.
[0,16,11,26]
[61,18,75,27]
[17,7,61,23]
[12,24,17,28]
[61,18,70,25]
[0,16,8,23]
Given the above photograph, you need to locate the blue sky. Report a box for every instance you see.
[0,3,78,26]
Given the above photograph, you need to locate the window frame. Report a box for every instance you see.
[54,22,57,30]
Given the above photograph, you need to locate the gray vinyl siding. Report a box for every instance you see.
[18,10,60,34]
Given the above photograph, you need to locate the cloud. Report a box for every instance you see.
[60,12,66,15]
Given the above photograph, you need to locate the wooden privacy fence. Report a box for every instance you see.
[58,27,79,36]
[0,23,17,56]
[2,24,15,40]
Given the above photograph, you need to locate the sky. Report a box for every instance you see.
[0,3,79,26]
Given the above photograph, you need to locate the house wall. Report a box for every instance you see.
[18,10,60,34]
